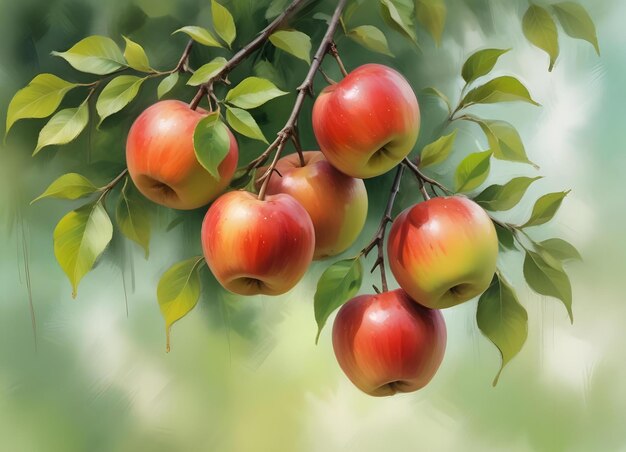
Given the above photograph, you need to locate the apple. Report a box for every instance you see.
[261,151,368,259]
[312,64,420,179]
[387,196,498,309]
[126,100,238,210]
[332,289,446,397]
[201,190,315,296]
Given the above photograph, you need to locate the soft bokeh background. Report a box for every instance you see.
[1,0,624,451]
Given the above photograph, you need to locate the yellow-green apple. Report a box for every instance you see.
[387,196,498,309]
[201,190,315,296]
[312,64,420,179]
[126,100,238,210]
[332,289,446,397]
[261,151,368,259]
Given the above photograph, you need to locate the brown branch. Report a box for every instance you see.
[189,0,309,110]
[174,40,194,73]
[329,41,348,77]
[257,0,349,200]
[361,164,405,293]
[403,157,453,195]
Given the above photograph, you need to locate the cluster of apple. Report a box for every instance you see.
[125,63,498,397]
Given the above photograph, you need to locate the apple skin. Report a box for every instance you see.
[332,289,446,397]
[262,151,368,259]
[126,100,238,210]
[201,190,315,296]
[312,64,420,179]
[387,196,498,310]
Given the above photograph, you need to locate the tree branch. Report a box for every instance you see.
[257,0,349,200]
[403,157,453,195]
[361,164,405,293]
[189,0,309,110]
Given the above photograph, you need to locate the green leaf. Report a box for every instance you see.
[157,257,204,352]
[523,5,560,71]
[475,176,542,211]
[461,76,540,108]
[211,0,236,48]
[96,75,145,125]
[157,72,179,99]
[552,2,600,55]
[266,0,289,19]
[495,223,516,251]
[524,250,573,322]
[348,25,394,57]
[419,130,457,168]
[538,238,582,262]
[422,86,451,114]
[380,0,418,46]
[477,274,528,386]
[523,191,570,228]
[52,35,126,75]
[31,173,98,204]
[269,30,311,64]
[53,202,113,298]
[225,77,288,109]
[415,0,447,46]
[314,258,363,344]
[123,36,151,72]
[6,74,77,136]
[474,118,537,167]
[462,48,510,84]
[454,150,492,193]
[193,113,231,179]
[187,57,228,86]
[225,106,268,143]
[33,101,89,155]
[253,60,285,89]
[116,178,151,258]
[174,26,223,48]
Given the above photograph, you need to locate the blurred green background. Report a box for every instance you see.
[1,0,624,451]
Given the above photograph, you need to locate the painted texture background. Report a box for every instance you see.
[0,1,624,451]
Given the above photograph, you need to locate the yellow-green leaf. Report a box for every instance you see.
[462,48,510,84]
[523,5,559,71]
[158,257,204,352]
[157,72,179,99]
[225,106,267,143]
[211,0,236,47]
[472,117,536,167]
[419,130,457,168]
[523,191,570,228]
[52,35,126,75]
[552,2,599,55]
[538,238,582,263]
[34,101,89,155]
[415,0,446,46]
[269,30,311,64]
[6,74,77,136]
[422,86,451,114]
[380,0,418,46]
[193,113,231,179]
[187,57,228,86]
[314,258,363,344]
[32,173,98,204]
[348,25,394,56]
[225,77,288,109]
[474,176,542,211]
[123,36,151,72]
[477,274,528,386]
[455,150,492,192]
[96,75,145,125]
[116,178,151,258]
[461,76,540,108]
[174,26,223,48]
[524,250,573,322]
[53,202,113,298]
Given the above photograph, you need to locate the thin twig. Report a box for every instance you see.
[329,41,348,77]
[361,165,405,292]
[257,0,349,200]
[403,157,453,195]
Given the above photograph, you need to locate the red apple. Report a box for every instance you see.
[262,151,368,259]
[387,196,498,309]
[332,289,446,397]
[312,64,420,179]
[201,190,315,296]
[126,100,238,210]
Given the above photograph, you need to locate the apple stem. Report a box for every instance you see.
[256,0,349,200]
[318,67,337,85]
[362,164,405,292]
[188,0,309,110]
[329,41,348,77]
